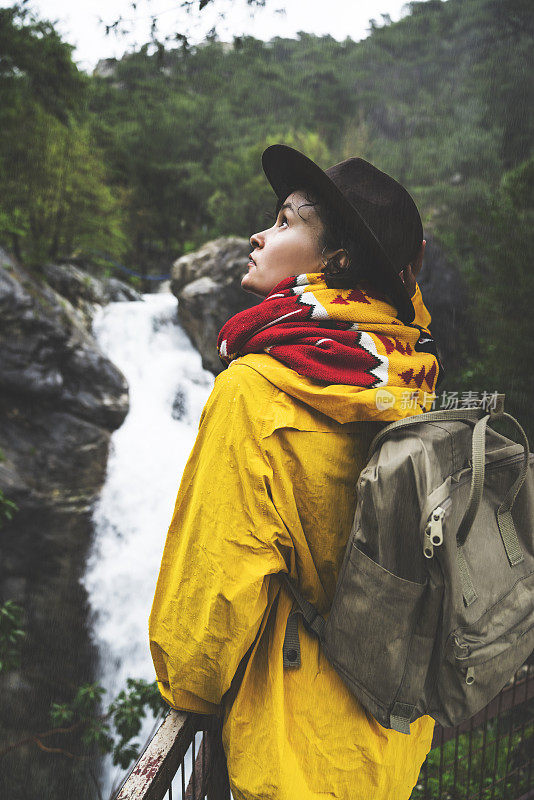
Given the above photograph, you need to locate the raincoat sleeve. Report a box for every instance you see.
[149,365,293,715]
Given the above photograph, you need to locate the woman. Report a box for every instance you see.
[149,145,442,800]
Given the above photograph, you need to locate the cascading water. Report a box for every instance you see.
[83,290,214,797]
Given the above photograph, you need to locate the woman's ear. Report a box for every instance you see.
[400,239,426,298]
[323,248,351,270]
[412,239,425,279]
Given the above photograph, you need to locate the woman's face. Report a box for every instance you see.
[241,190,325,298]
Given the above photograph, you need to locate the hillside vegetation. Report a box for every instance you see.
[1,0,533,425]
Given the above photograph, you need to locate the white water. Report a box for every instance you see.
[83,291,214,797]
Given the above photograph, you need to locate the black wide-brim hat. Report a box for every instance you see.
[262,144,422,324]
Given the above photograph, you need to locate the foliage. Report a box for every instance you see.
[434,155,534,441]
[1,673,166,775]
[0,1,86,124]
[410,714,534,799]
[0,105,127,266]
[0,600,25,674]
[0,488,18,529]
[0,3,127,267]
[0,474,24,674]
[1,0,532,284]
[84,0,533,275]
[206,130,331,240]
[102,0,267,56]
[0,463,24,675]
[47,678,166,769]
[108,678,166,767]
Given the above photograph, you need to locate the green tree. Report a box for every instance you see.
[436,157,534,441]
[0,3,127,267]
[209,129,332,238]
[0,2,86,124]
[0,106,126,265]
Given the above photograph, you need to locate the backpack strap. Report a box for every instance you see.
[283,607,302,668]
[456,546,478,606]
[455,413,490,548]
[280,574,326,670]
[495,412,530,566]
[366,405,489,461]
[454,410,528,574]
[390,702,416,735]
[455,408,529,559]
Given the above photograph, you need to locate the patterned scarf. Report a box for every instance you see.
[217,273,443,414]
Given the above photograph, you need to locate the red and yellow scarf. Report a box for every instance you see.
[217,272,443,414]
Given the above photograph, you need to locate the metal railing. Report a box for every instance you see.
[412,659,534,800]
[115,659,534,800]
[114,712,230,800]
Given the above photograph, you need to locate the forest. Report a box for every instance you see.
[1,0,533,426]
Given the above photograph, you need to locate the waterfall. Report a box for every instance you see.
[83,291,214,796]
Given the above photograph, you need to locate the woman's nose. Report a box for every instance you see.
[250,230,264,249]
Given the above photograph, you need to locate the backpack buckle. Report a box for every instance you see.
[488,393,505,417]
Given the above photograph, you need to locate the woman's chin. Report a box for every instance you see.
[240,272,253,292]
[241,273,266,298]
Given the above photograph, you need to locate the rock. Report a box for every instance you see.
[0,247,17,271]
[42,261,143,329]
[93,57,118,79]
[43,261,107,306]
[0,260,129,429]
[105,276,143,302]
[156,280,172,294]
[0,251,131,798]
[171,237,250,293]
[172,238,260,375]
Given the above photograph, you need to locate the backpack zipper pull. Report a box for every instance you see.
[465,666,475,685]
[423,500,451,558]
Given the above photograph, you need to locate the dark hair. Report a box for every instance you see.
[276,189,392,295]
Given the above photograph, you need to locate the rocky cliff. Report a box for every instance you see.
[171,237,261,375]
[0,250,142,799]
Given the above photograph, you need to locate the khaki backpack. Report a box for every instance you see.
[281,395,534,733]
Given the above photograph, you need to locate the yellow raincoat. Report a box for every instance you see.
[149,286,435,799]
